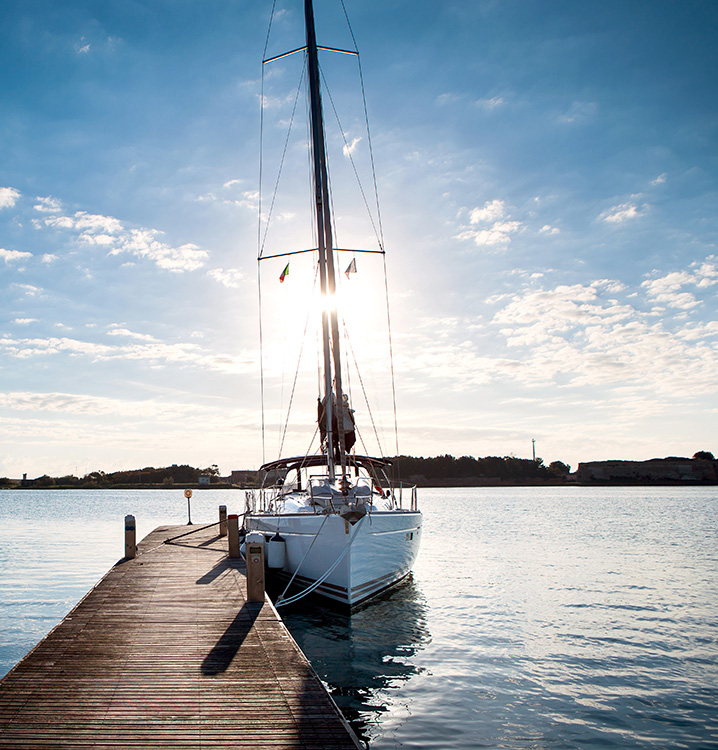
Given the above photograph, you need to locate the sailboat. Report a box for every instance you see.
[243,0,422,609]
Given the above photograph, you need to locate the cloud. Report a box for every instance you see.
[0,390,172,418]
[642,272,699,310]
[0,187,21,209]
[436,92,461,105]
[469,199,505,224]
[40,211,208,272]
[475,96,505,110]
[650,173,667,186]
[74,36,91,54]
[198,186,259,211]
[13,318,37,325]
[260,92,295,109]
[540,224,560,235]
[400,257,718,404]
[691,255,718,286]
[486,278,717,395]
[0,248,32,263]
[12,283,41,296]
[343,137,361,157]
[44,211,123,234]
[641,262,718,309]
[455,199,523,248]
[598,202,649,224]
[107,327,158,342]
[0,333,255,375]
[236,190,260,210]
[207,268,244,288]
[34,196,63,213]
[106,228,208,272]
[42,253,58,263]
[558,101,597,124]
[458,225,521,247]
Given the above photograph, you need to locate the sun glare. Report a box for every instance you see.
[261,250,395,457]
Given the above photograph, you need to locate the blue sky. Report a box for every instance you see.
[1,0,716,478]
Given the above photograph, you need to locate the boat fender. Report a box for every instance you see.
[267,532,286,569]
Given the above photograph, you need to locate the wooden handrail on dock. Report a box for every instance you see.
[0,523,361,749]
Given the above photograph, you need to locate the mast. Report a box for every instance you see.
[304,0,346,481]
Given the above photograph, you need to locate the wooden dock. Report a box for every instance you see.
[0,523,361,749]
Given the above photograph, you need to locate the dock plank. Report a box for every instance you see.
[0,524,360,749]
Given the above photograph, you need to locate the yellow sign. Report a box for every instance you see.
[184,489,193,498]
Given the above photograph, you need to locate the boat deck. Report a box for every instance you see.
[0,523,360,749]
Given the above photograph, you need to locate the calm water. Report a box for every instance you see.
[1,487,717,749]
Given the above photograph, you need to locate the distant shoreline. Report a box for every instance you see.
[4,454,715,489]
[3,479,716,490]
[1,483,238,491]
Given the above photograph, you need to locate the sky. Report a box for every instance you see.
[1,0,717,478]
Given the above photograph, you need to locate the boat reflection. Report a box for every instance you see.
[277,576,430,746]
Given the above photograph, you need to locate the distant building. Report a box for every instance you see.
[198,475,211,486]
[576,458,717,484]
[228,470,261,487]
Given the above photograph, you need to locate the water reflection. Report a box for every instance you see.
[278,576,431,746]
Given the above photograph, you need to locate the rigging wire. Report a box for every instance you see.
[258,0,279,466]
[335,0,398,459]
[341,320,386,457]
[258,0,400,464]
[261,0,279,61]
[259,65,307,259]
[338,0,385,248]
[383,253,400,459]
[320,64,384,251]
[258,0,279,259]
[277,265,321,458]
[257,263,266,465]
[315,32,398,460]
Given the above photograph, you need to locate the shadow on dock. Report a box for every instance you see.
[196,556,243,585]
[0,522,361,749]
[201,602,261,675]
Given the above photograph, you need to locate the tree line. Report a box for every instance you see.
[2,455,569,488]
[4,452,714,489]
[390,454,570,483]
[2,464,221,488]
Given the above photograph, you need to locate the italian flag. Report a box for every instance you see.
[279,263,289,283]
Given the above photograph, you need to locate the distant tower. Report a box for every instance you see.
[532,439,536,462]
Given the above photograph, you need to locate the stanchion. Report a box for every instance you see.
[227,514,240,558]
[219,505,227,537]
[124,515,136,559]
[245,532,265,603]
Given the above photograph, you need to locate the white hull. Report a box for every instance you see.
[245,510,422,607]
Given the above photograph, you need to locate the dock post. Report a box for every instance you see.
[219,505,227,537]
[245,532,265,603]
[124,515,136,559]
[227,513,240,558]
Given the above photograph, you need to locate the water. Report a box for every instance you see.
[1,487,717,749]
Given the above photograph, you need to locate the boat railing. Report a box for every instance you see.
[244,489,256,513]
[246,486,287,514]
[390,482,419,512]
